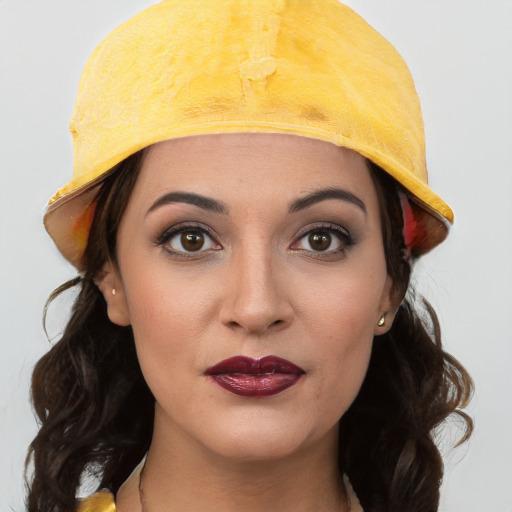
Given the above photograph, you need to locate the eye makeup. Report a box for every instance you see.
[290,222,356,260]
[155,221,222,258]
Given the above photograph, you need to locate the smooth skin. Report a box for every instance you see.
[96,133,401,512]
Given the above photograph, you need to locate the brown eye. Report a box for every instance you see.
[308,231,332,251]
[161,226,219,254]
[181,231,204,251]
[292,224,352,256]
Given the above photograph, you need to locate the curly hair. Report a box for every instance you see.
[341,166,473,512]
[26,153,473,512]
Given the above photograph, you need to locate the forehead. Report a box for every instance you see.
[138,133,376,200]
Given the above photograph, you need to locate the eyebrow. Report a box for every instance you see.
[289,187,367,215]
[146,187,366,217]
[146,192,228,216]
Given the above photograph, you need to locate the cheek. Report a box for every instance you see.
[295,264,386,410]
[296,260,385,342]
[121,268,218,388]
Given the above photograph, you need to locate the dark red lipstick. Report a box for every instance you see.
[205,356,304,397]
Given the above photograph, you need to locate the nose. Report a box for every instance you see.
[219,245,294,335]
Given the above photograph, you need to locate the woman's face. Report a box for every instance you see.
[102,133,397,461]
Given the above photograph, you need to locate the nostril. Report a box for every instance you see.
[225,317,285,334]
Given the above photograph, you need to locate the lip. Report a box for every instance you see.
[205,356,305,397]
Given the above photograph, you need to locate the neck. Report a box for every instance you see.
[134,410,349,512]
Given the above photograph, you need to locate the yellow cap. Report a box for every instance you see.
[44,0,452,269]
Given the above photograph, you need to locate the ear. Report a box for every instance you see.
[94,261,131,326]
[374,275,403,336]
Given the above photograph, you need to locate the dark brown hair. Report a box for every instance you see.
[341,165,473,512]
[26,153,472,512]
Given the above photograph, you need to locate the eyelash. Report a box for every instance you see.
[155,222,354,258]
[156,222,221,257]
[291,223,354,258]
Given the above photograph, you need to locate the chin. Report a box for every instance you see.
[196,414,336,463]
[206,435,309,463]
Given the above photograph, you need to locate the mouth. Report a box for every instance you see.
[204,356,305,397]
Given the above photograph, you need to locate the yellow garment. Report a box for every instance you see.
[44,0,452,269]
[76,490,116,512]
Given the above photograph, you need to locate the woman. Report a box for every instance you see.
[26,1,473,511]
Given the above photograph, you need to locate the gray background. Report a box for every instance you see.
[1,1,511,510]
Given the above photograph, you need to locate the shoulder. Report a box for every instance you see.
[76,490,116,512]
